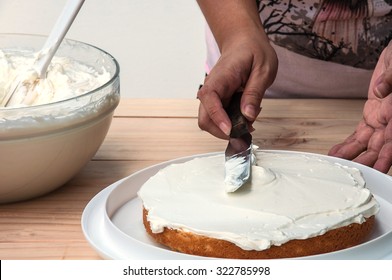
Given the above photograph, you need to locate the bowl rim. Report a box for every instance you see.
[0,33,120,111]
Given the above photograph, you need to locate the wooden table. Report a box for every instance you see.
[0,98,389,259]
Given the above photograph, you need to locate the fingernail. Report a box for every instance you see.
[244,105,259,119]
[219,122,231,136]
[375,82,391,98]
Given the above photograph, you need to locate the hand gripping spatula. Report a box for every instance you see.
[224,92,252,192]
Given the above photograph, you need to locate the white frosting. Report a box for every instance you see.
[138,150,380,251]
[0,49,110,108]
[224,153,251,192]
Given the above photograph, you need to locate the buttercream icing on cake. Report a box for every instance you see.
[138,150,379,251]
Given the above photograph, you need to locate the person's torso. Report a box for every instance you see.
[257,0,392,70]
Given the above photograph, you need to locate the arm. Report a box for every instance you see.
[196,0,278,138]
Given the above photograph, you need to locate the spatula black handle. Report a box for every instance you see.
[225,92,249,138]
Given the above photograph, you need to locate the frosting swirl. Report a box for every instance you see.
[138,150,379,251]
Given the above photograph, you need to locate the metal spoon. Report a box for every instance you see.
[0,0,85,107]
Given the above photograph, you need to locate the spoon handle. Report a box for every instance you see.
[34,0,85,78]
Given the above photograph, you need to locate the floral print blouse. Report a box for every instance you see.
[257,0,392,69]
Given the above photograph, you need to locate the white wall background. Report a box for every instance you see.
[0,0,207,98]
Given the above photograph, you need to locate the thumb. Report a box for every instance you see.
[374,69,392,98]
[240,54,277,121]
[240,70,275,122]
[374,45,392,98]
[241,88,262,122]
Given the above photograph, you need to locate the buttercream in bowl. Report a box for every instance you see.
[0,34,120,203]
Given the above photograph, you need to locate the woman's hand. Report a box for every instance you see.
[329,42,392,173]
[197,33,278,139]
[196,0,278,139]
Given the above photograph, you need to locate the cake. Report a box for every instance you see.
[138,150,379,259]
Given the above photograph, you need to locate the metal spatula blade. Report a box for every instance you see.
[224,92,252,192]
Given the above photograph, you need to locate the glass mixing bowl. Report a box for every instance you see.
[0,34,120,203]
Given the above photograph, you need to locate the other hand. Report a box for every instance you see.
[329,42,392,173]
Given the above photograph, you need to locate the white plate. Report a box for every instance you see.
[81,150,392,260]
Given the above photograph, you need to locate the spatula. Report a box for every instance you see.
[224,92,253,192]
[0,0,85,107]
